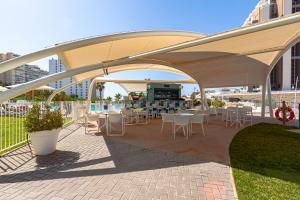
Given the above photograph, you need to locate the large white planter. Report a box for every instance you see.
[29,129,61,155]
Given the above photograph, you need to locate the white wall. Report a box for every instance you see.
[282,49,292,90]
[283,0,292,15]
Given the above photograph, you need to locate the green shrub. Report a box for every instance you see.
[25,104,64,133]
[211,98,225,108]
[193,99,201,106]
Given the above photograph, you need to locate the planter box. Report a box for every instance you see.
[29,129,61,155]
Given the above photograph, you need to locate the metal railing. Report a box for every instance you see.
[0,102,30,153]
[0,101,78,154]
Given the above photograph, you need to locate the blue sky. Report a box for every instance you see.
[0,0,258,97]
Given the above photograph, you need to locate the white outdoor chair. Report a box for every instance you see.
[121,109,137,124]
[151,105,158,118]
[225,107,240,127]
[208,108,218,118]
[168,103,176,114]
[173,115,191,140]
[190,114,205,136]
[217,108,227,121]
[146,101,151,107]
[136,109,149,124]
[160,113,174,134]
[107,113,125,136]
[240,106,253,126]
[85,113,100,134]
[76,105,86,123]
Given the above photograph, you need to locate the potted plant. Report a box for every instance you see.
[25,104,64,155]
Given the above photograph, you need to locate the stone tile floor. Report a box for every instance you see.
[0,119,239,200]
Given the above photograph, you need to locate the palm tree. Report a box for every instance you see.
[106,96,112,103]
[95,82,105,99]
[115,93,122,103]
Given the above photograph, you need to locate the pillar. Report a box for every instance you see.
[267,77,274,117]
[200,87,205,111]
[261,83,266,118]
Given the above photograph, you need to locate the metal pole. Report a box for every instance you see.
[267,77,274,117]
[298,103,300,128]
[200,87,205,111]
[282,101,287,127]
[261,84,266,118]
[294,76,298,111]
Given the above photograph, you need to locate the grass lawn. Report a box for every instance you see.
[1,116,26,151]
[230,123,300,200]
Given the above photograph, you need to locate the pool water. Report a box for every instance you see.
[90,104,124,112]
[51,105,60,110]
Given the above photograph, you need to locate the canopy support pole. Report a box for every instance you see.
[47,82,77,104]
[87,78,98,114]
[267,77,274,118]
[261,83,266,118]
[200,87,205,110]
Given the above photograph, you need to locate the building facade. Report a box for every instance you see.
[0,52,48,85]
[245,0,300,91]
[48,58,93,99]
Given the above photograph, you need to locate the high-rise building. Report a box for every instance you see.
[48,58,93,99]
[0,52,48,85]
[244,0,300,91]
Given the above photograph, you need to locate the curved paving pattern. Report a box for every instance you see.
[0,120,239,200]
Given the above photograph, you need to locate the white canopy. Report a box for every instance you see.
[92,77,196,93]
[7,84,55,91]
[1,13,300,117]
[0,86,8,92]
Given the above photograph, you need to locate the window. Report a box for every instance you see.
[293,0,300,6]
[291,59,300,88]
[292,0,300,13]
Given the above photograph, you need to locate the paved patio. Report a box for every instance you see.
[0,118,240,200]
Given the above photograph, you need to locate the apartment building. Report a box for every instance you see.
[245,0,300,91]
[48,58,93,99]
[0,52,48,85]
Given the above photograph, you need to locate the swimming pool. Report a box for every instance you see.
[90,104,124,112]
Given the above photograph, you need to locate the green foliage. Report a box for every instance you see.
[24,104,63,133]
[34,95,46,101]
[115,93,122,102]
[207,98,211,107]
[105,96,112,102]
[95,82,105,98]
[193,99,201,106]
[52,91,85,101]
[129,92,137,97]
[138,92,145,97]
[211,98,225,108]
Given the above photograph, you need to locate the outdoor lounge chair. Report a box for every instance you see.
[85,113,100,134]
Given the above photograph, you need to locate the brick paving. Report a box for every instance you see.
[0,120,238,200]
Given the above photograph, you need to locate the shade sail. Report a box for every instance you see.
[75,63,187,81]
[60,32,204,69]
[0,86,8,92]
[1,14,300,103]
[119,83,147,93]
[91,77,196,93]
[8,84,55,91]
[59,14,300,88]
